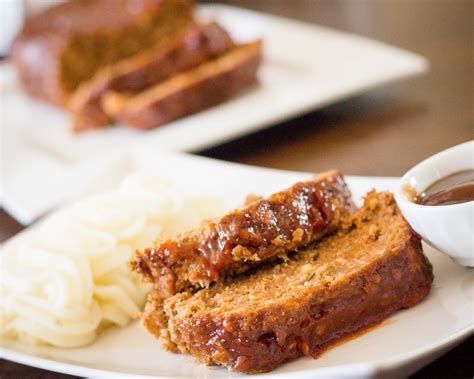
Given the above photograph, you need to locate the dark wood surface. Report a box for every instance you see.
[1,0,472,378]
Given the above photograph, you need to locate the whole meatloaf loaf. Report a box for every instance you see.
[9,0,194,106]
[134,170,355,299]
[69,22,234,131]
[102,40,263,129]
[161,192,433,372]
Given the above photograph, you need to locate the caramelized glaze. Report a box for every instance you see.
[134,171,355,297]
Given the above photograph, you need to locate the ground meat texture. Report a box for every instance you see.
[10,0,194,106]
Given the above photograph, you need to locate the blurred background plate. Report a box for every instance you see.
[1,150,471,378]
[0,4,427,224]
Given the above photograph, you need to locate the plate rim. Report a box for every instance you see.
[1,324,471,378]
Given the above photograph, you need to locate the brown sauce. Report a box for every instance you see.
[317,318,397,358]
[416,170,474,206]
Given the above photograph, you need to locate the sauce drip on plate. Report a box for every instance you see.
[416,170,474,206]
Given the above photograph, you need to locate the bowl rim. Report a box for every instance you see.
[395,140,474,210]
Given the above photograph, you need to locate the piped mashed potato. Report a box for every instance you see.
[0,173,225,347]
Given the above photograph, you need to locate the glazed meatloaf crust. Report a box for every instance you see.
[162,192,433,372]
[10,0,193,106]
[102,40,263,129]
[134,170,355,298]
[69,22,234,131]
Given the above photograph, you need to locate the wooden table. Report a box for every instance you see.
[1,0,472,378]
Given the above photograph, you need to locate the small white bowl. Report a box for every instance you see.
[395,141,474,267]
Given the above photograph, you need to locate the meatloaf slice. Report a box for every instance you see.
[69,22,234,131]
[134,170,355,299]
[102,40,263,129]
[161,192,433,372]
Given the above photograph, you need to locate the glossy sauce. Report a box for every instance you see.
[417,170,474,206]
[317,318,397,358]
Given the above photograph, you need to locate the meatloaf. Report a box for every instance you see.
[160,191,433,372]
[10,0,194,106]
[69,22,234,131]
[134,170,355,299]
[102,40,263,129]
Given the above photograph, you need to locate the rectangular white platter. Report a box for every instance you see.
[1,3,428,224]
[1,149,472,379]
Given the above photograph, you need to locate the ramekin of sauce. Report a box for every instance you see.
[404,170,474,206]
[395,141,474,267]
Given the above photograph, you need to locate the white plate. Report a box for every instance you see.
[1,150,472,379]
[0,4,428,224]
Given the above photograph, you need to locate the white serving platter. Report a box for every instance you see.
[1,150,472,379]
[1,3,428,224]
